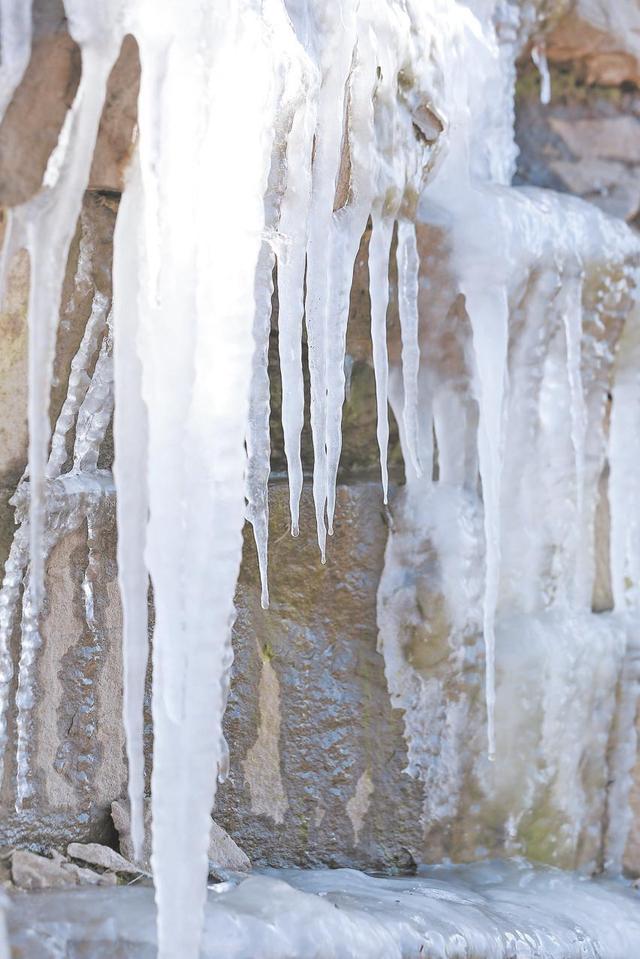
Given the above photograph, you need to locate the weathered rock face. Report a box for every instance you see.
[516,35,640,225]
[546,0,640,88]
[0,0,640,884]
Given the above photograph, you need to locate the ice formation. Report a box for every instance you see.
[7,861,640,959]
[0,0,640,957]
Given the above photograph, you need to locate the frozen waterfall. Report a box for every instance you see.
[1,0,640,957]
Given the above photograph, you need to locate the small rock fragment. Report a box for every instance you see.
[208,820,251,874]
[67,842,144,876]
[11,849,116,890]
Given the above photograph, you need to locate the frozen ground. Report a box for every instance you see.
[6,859,640,958]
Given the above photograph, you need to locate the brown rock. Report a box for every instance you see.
[0,26,138,205]
[549,117,640,165]
[11,848,116,889]
[550,158,640,221]
[547,11,640,87]
[0,29,81,206]
[67,841,142,876]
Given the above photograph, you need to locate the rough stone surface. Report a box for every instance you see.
[549,116,640,165]
[216,483,423,872]
[11,848,116,889]
[0,15,139,206]
[515,59,640,226]
[546,2,640,87]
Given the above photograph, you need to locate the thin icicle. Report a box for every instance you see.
[324,29,377,535]
[560,268,587,603]
[14,563,40,806]
[112,152,149,863]
[304,2,358,561]
[531,43,551,106]
[463,282,509,761]
[610,304,640,612]
[0,0,33,121]
[275,91,315,537]
[369,214,394,503]
[72,321,114,472]
[0,524,28,783]
[20,13,121,618]
[47,291,109,478]
[246,241,275,609]
[396,219,422,480]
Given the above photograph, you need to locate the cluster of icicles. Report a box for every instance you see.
[0,0,640,958]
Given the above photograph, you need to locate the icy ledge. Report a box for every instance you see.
[6,861,640,959]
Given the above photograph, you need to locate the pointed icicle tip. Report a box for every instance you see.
[291,524,300,538]
[260,589,270,610]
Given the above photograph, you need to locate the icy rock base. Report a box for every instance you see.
[6,861,640,959]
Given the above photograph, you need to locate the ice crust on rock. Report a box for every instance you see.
[0,0,640,957]
[8,861,640,958]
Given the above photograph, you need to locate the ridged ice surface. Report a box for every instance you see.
[1,0,640,957]
[7,861,640,958]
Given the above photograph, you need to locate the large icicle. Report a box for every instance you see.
[112,153,149,862]
[463,281,509,761]
[246,240,275,609]
[559,267,588,604]
[11,4,120,796]
[324,25,377,535]
[396,220,423,480]
[304,1,358,560]
[129,2,279,955]
[609,304,640,613]
[369,215,394,502]
[19,3,122,618]
[276,88,316,536]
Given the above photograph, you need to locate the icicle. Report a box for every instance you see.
[610,304,640,612]
[0,280,109,791]
[112,152,149,863]
[128,2,279,955]
[531,43,551,106]
[396,220,422,480]
[463,282,509,761]
[20,8,121,620]
[14,563,41,805]
[369,214,394,503]
[304,1,358,561]
[0,0,33,121]
[559,268,587,603]
[47,291,109,478]
[324,29,377,535]
[72,321,114,472]
[246,240,275,609]
[276,89,316,537]
[0,524,28,783]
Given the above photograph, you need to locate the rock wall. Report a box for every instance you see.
[1,0,640,877]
